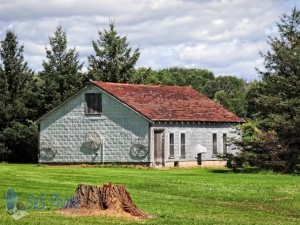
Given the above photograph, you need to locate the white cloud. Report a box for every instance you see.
[0,0,298,80]
[173,40,266,66]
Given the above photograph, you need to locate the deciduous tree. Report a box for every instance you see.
[203,76,247,117]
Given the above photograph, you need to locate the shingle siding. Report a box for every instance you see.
[150,123,240,163]
[39,85,150,163]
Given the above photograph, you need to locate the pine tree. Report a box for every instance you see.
[237,8,300,173]
[40,26,83,113]
[87,21,140,82]
[257,7,300,163]
[0,30,34,130]
[259,7,300,79]
[0,30,37,162]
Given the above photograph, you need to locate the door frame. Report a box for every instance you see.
[153,129,165,166]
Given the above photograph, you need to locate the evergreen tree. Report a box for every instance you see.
[87,21,140,82]
[1,121,38,162]
[0,30,34,130]
[235,8,300,173]
[40,26,83,113]
[0,30,37,162]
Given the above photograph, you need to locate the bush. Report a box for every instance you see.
[0,142,11,162]
[0,121,38,163]
[232,122,299,173]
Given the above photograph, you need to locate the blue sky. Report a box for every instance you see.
[0,0,299,81]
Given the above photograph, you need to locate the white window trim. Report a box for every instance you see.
[180,132,186,158]
[212,133,218,156]
[169,132,175,159]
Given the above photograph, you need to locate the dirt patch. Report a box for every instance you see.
[57,208,143,220]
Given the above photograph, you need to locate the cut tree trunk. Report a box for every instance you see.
[63,183,151,218]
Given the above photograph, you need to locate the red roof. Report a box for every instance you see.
[92,81,245,123]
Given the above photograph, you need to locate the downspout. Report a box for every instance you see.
[149,122,153,167]
[38,124,41,164]
[101,139,104,165]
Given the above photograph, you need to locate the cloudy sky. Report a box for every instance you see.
[0,0,298,81]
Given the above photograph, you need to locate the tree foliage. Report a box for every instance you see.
[0,30,34,130]
[232,123,294,173]
[40,26,83,114]
[0,31,37,162]
[236,8,300,173]
[88,21,140,82]
[0,121,38,162]
[131,67,215,93]
[259,7,300,79]
[203,76,248,117]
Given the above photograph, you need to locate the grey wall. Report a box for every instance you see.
[39,85,150,163]
[150,123,240,163]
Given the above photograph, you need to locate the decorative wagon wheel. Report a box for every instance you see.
[84,131,102,150]
[40,134,58,158]
[130,139,149,159]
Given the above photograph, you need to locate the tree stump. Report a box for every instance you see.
[63,183,151,219]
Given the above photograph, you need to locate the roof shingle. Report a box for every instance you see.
[93,81,245,123]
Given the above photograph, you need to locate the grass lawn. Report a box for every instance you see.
[0,163,299,225]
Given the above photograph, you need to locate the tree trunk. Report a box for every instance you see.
[64,183,151,218]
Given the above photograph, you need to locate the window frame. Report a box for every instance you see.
[212,133,218,155]
[180,133,186,158]
[223,133,227,154]
[85,93,102,115]
[169,133,175,159]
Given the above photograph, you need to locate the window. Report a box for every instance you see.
[223,133,227,154]
[180,133,186,158]
[85,93,102,115]
[169,133,174,158]
[212,133,217,154]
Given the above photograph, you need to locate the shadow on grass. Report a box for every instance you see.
[210,167,269,174]
[209,169,233,174]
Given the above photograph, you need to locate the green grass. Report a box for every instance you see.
[0,163,299,225]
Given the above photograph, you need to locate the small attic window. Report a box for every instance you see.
[85,93,102,115]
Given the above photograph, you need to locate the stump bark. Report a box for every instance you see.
[63,183,151,218]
